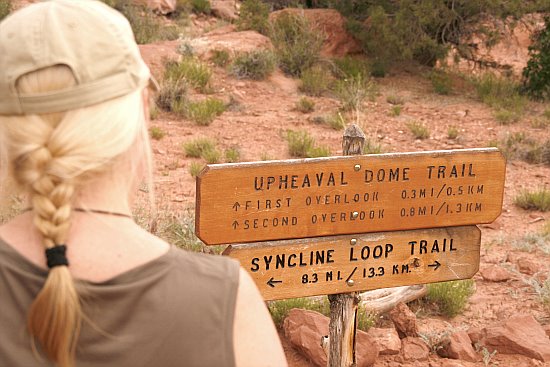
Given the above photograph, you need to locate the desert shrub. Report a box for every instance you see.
[156,78,188,116]
[0,0,11,20]
[494,109,519,125]
[333,56,370,80]
[224,146,241,163]
[185,98,225,125]
[357,307,378,331]
[191,0,210,14]
[532,117,550,129]
[189,162,205,178]
[285,130,330,158]
[183,137,217,158]
[447,126,459,139]
[471,73,527,115]
[295,97,315,113]
[164,57,212,93]
[407,121,430,139]
[386,94,405,105]
[522,16,550,100]
[231,50,276,80]
[363,138,383,154]
[156,212,219,252]
[426,279,474,317]
[335,74,377,111]
[312,112,346,130]
[299,65,332,96]
[497,133,550,165]
[514,188,550,212]
[106,0,180,44]
[270,12,324,77]
[210,49,230,67]
[390,105,402,117]
[268,297,329,327]
[430,70,453,95]
[149,126,166,140]
[237,0,270,35]
[201,148,222,164]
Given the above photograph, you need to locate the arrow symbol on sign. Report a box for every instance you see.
[267,277,283,288]
[233,202,240,211]
[232,220,239,229]
[428,260,441,271]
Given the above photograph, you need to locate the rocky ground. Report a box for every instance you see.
[138,8,550,367]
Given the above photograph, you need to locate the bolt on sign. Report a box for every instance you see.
[196,148,505,245]
[223,226,480,301]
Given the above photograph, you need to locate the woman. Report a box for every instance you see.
[0,1,287,366]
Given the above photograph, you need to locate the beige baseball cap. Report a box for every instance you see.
[0,0,157,115]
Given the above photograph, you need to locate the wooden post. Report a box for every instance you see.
[327,124,365,367]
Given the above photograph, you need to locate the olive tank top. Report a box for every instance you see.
[0,238,240,367]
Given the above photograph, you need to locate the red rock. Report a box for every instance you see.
[269,9,361,57]
[401,337,429,361]
[211,0,238,21]
[543,324,550,339]
[389,302,418,338]
[367,327,401,355]
[468,327,482,345]
[283,309,378,367]
[516,257,540,275]
[438,331,478,362]
[441,360,466,367]
[481,315,550,362]
[479,264,512,282]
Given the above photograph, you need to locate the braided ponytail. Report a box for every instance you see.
[0,64,148,366]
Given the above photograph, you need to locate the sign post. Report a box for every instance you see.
[195,125,505,367]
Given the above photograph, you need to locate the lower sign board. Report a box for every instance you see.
[223,226,480,301]
[197,148,505,245]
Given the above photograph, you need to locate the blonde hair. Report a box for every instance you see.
[0,65,151,366]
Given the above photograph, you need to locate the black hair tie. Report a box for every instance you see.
[45,245,69,268]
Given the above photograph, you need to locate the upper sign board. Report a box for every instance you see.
[224,226,481,300]
[196,148,505,245]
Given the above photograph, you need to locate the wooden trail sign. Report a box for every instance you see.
[196,148,505,245]
[223,226,480,301]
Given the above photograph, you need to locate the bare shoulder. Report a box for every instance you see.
[233,268,288,367]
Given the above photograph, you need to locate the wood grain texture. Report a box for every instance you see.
[223,226,481,301]
[196,148,505,245]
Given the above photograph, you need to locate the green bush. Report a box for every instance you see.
[191,0,210,14]
[426,279,475,317]
[494,109,519,125]
[185,98,225,125]
[299,66,332,96]
[407,121,430,139]
[237,0,270,35]
[156,78,188,116]
[225,146,241,163]
[515,188,550,212]
[522,16,550,100]
[312,113,346,130]
[202,148,222,164]
[0,0,11,20]
[270,12,324,77]
[164,57,212,93]
[447,126,459,139]
[295,97,315,113]
[107,0,180,44]
[149,126,166,140]
[430,70,453,95]
[189,161,205,178]
[472,73,527,114]
[183,137,217,158]
[335,74,377,111]
[231,50,276,80]
[390,105,402,117]
[285,130,330,158]
[210,49,230,67]
[333,56,370,80]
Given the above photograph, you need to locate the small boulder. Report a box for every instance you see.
[516,257,540,275]
[481,315,550,362]
[467,327,483,345]
[389,302,418,338]
[479,264,512,282]
[367,327,401,355]
[211,0,238,21]
[438,331,478,362]
[401,337,429,361]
